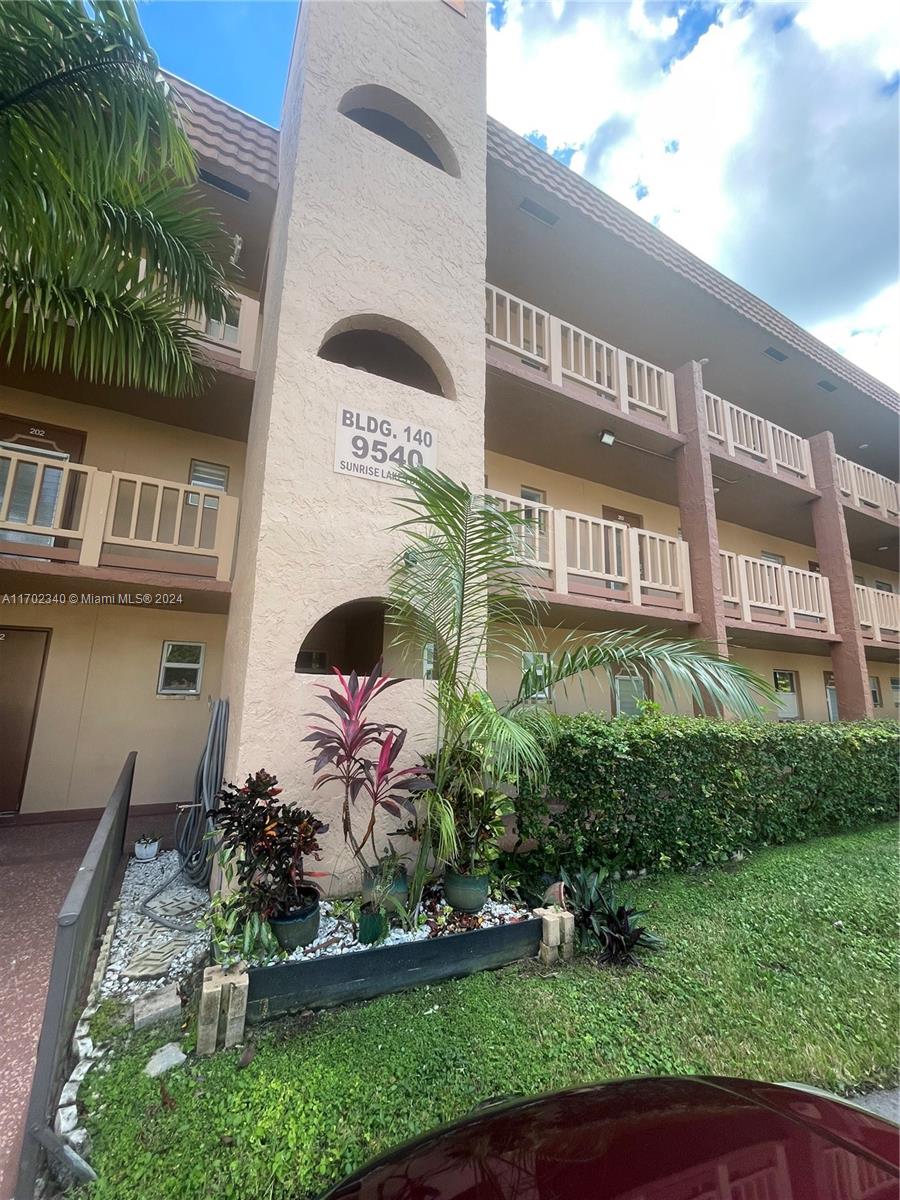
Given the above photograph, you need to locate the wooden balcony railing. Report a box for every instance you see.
[704,391,812,482]
[0,447,238,581]
[487,489,692,612]
[856,584,900,643]
[836,456,899,520]
[720,550,833,632]
[485,284,678,431]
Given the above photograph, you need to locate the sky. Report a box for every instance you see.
[139,0,900,389]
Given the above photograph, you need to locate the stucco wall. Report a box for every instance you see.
[0,384,246,496]
[716,519,820,570]
[2,606,225,813]
[221,2,488,827]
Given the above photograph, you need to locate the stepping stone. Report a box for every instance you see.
[133,983,182,1030]
[144,1042,186,1077]
[149,894,205,918]
[123,937,191,979]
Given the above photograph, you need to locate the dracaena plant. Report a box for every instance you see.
[305,664,420,872]
[212,769,328,918]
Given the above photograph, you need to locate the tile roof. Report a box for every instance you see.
[487,117,899,416]
[164,73,279,192]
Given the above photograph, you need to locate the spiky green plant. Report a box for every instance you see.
[0,0,233,395]
[388,467,774,900]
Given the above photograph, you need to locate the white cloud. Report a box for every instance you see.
[812,283,900,390]
[486,0,899,390]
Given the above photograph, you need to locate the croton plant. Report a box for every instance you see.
[213,768,328,918]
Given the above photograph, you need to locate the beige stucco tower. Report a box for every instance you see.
[221,0,487,879]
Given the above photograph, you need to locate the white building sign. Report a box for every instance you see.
[333,406,438,484]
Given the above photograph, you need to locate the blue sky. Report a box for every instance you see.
[141,0,899,387]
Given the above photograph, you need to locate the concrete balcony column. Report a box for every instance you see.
[673,361,728,659]
[808,432,873,720]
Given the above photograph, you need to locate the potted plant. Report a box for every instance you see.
[134,833,160,861]
[213,769,329,952]
[440,749,512,913]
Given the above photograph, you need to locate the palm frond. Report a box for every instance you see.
[513,627,773,721]
[388,467,545,691]
[0,266,211,395]
[0,0,194,245]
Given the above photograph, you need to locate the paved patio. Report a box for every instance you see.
[0,811,169,1200]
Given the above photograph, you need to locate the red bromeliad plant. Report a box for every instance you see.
[305,662,421,871]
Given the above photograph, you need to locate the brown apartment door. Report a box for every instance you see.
[602,505,643,528]
[0,413,86,461]
[0,628,50,813]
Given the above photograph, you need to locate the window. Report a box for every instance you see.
[295,649,328,674]
[891,678,900,708]
[869,676,883,708]
[422,643,436,681]
[875,581,895,593]
[157,642,205,696]
[204,301,240,346]
[318,316,454,398]
[523,651,551,701]
[808,560,820,574]
[520,486,545,506]
[823,671,839,722]
[773,670,800,721]
[614,673,646,718]
[190,460,229,492]
[854,574,865,586]
[761,551,786,566]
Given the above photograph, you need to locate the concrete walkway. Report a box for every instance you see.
[853,1087,900,1124]
[0,812,167,1200]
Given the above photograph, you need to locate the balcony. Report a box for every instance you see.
[487,490,693,614]
[720,551,833,634]
[703,391,812,484]
[0,447,238,582]
[836,456,899,522]
[856,584,900,645]
[485,284,678,432]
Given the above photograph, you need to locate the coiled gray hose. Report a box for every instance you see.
[137,697,229,931]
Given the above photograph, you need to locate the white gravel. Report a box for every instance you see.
[260,892,530,967]
[99,850,210,1002]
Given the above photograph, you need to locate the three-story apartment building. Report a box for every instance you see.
[2,1,897,847]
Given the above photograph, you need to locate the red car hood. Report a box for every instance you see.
[322,1076,898,1199]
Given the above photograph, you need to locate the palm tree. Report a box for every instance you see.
[388,467,773,892]
[0,0,233,395]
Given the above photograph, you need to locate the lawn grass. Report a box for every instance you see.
[83,823,899,1200]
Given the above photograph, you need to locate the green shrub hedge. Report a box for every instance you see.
[516,715,899,873]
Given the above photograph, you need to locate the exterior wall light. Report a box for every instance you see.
[598,430,616,447]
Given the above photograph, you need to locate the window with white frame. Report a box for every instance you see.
[522,651,551,700]
[157,642,205,695]
[761,551,786,566]
[773,670,800,721]
[869,676,883,708]
[190,460,229,492]
[614,673,646,718]
[204,301,240,346]
[891,677,900,708]
[875,581,895,593]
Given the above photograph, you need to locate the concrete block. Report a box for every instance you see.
[133,983,182,1031]
[68,1059,92,1084]
[197,968,222,1057]
[560,939,574,962]
[538,941,559,967]
[59,1079,81,1107]
[73,1036,93,1062]
[223,972,249,1049]
[54,1106,78,1137]
[67,1128,92,1159]
[558,911,575,945]
[144,1042,186,1077]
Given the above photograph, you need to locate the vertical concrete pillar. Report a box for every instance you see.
[673,362,728,657]
[808,432,872,720]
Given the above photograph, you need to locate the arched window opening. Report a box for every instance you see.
[338,84,460,178]
[317,314,455,399]
[296,599,386,676]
